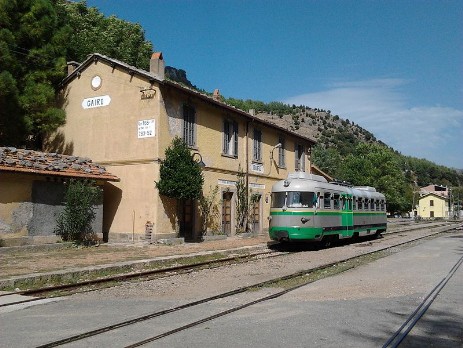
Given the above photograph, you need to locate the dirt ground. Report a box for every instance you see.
[0,235,271,279]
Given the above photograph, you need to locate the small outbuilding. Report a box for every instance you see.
[0,147,119,246]
[417,185,449,219]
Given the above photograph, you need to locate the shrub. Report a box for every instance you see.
[55,179,101,244]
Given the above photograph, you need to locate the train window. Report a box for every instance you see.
[287,191,316,208]
[347,198,352,210]
[271,192,286,208]
[323,193,331,209]
[333,194,340,209]
[353,197,357,210]
[376,200,380,211]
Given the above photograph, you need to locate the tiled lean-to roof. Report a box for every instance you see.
[0,147,119,182]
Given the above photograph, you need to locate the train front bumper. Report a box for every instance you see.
[269,226,323,242]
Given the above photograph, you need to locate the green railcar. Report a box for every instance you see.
[269,172,387,243]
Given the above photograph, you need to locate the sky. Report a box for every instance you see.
[85,0,463,169]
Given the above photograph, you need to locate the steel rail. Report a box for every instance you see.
[35,224,459,348]
[0,222,455,307]
[382,254,463,348]
[0,250,282,307]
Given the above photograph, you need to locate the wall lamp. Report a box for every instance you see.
[192,152,206,168]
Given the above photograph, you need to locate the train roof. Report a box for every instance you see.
[272,172,386,201]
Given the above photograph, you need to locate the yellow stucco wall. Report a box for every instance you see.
[0,173,33,237]
[418,195,448,218]
[51,56,314,241]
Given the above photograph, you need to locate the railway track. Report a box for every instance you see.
[0,222,456,310]
[0,249,285,307]
[31,222,460,347]
[382,253,463,348]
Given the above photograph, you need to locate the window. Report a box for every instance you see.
[353,197,357,210]
[324,192,331,209]
[287,191,316,208]
[333,194,340,210]
[271,192,286,208]
[430,199,434,207]
[183,104,195,146]
[253,129,262,162]
[295,143,305,171]
[223,119,238,157]
[278,136,285,167]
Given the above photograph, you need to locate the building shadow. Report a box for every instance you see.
[103,182,122,242]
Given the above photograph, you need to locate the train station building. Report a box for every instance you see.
[45,53,316,242]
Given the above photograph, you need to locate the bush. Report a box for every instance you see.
[55,179,101,244]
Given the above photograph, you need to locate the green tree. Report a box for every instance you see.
[0,0,70,147]
[55,179,102,244]
[311,145,342,178]
[340,143,409,214]
[60,0,153,70]
[155,137,204,200]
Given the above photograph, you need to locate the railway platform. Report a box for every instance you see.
[0,222,461,347]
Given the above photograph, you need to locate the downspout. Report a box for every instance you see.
[245,120,249,205]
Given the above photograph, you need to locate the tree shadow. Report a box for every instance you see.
[339,300,463,347]
[160,195,178,235]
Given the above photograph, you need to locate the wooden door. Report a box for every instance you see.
[222,192,233,235]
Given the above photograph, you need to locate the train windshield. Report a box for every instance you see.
[271,192,286,208]
[271,191,317,208]
[287,191,316,208]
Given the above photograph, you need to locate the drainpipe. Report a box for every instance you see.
[245,120,249,202]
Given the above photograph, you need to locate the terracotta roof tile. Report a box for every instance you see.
[0,147,119,182]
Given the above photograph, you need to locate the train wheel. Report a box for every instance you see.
[320,235,338,248]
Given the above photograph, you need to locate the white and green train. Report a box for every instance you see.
[269,172,387,244]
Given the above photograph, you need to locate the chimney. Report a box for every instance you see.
[67,61,80,76]
[249,109,255,116]
[150,52,165,80]
[213,89,221,101]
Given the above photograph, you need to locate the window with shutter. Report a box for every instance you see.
[253,129,262,162]
[183,105,195,146]
[223,119,238,157]
[295,143,305,171]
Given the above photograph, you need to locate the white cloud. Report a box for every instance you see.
[285,79,463,169]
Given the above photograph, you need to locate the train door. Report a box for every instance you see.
[341,193,353,237]
[222,192,233,235]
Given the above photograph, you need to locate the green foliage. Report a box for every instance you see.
[312,145,342,178]
[0,0,69,147]
[60,0,153,70]
[198,185,220,235]
[339,143,409,214]
[54,179,102,244]
[235,166,248,233]
[156,137,204,200]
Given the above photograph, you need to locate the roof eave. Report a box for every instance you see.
[0,166,120,182]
